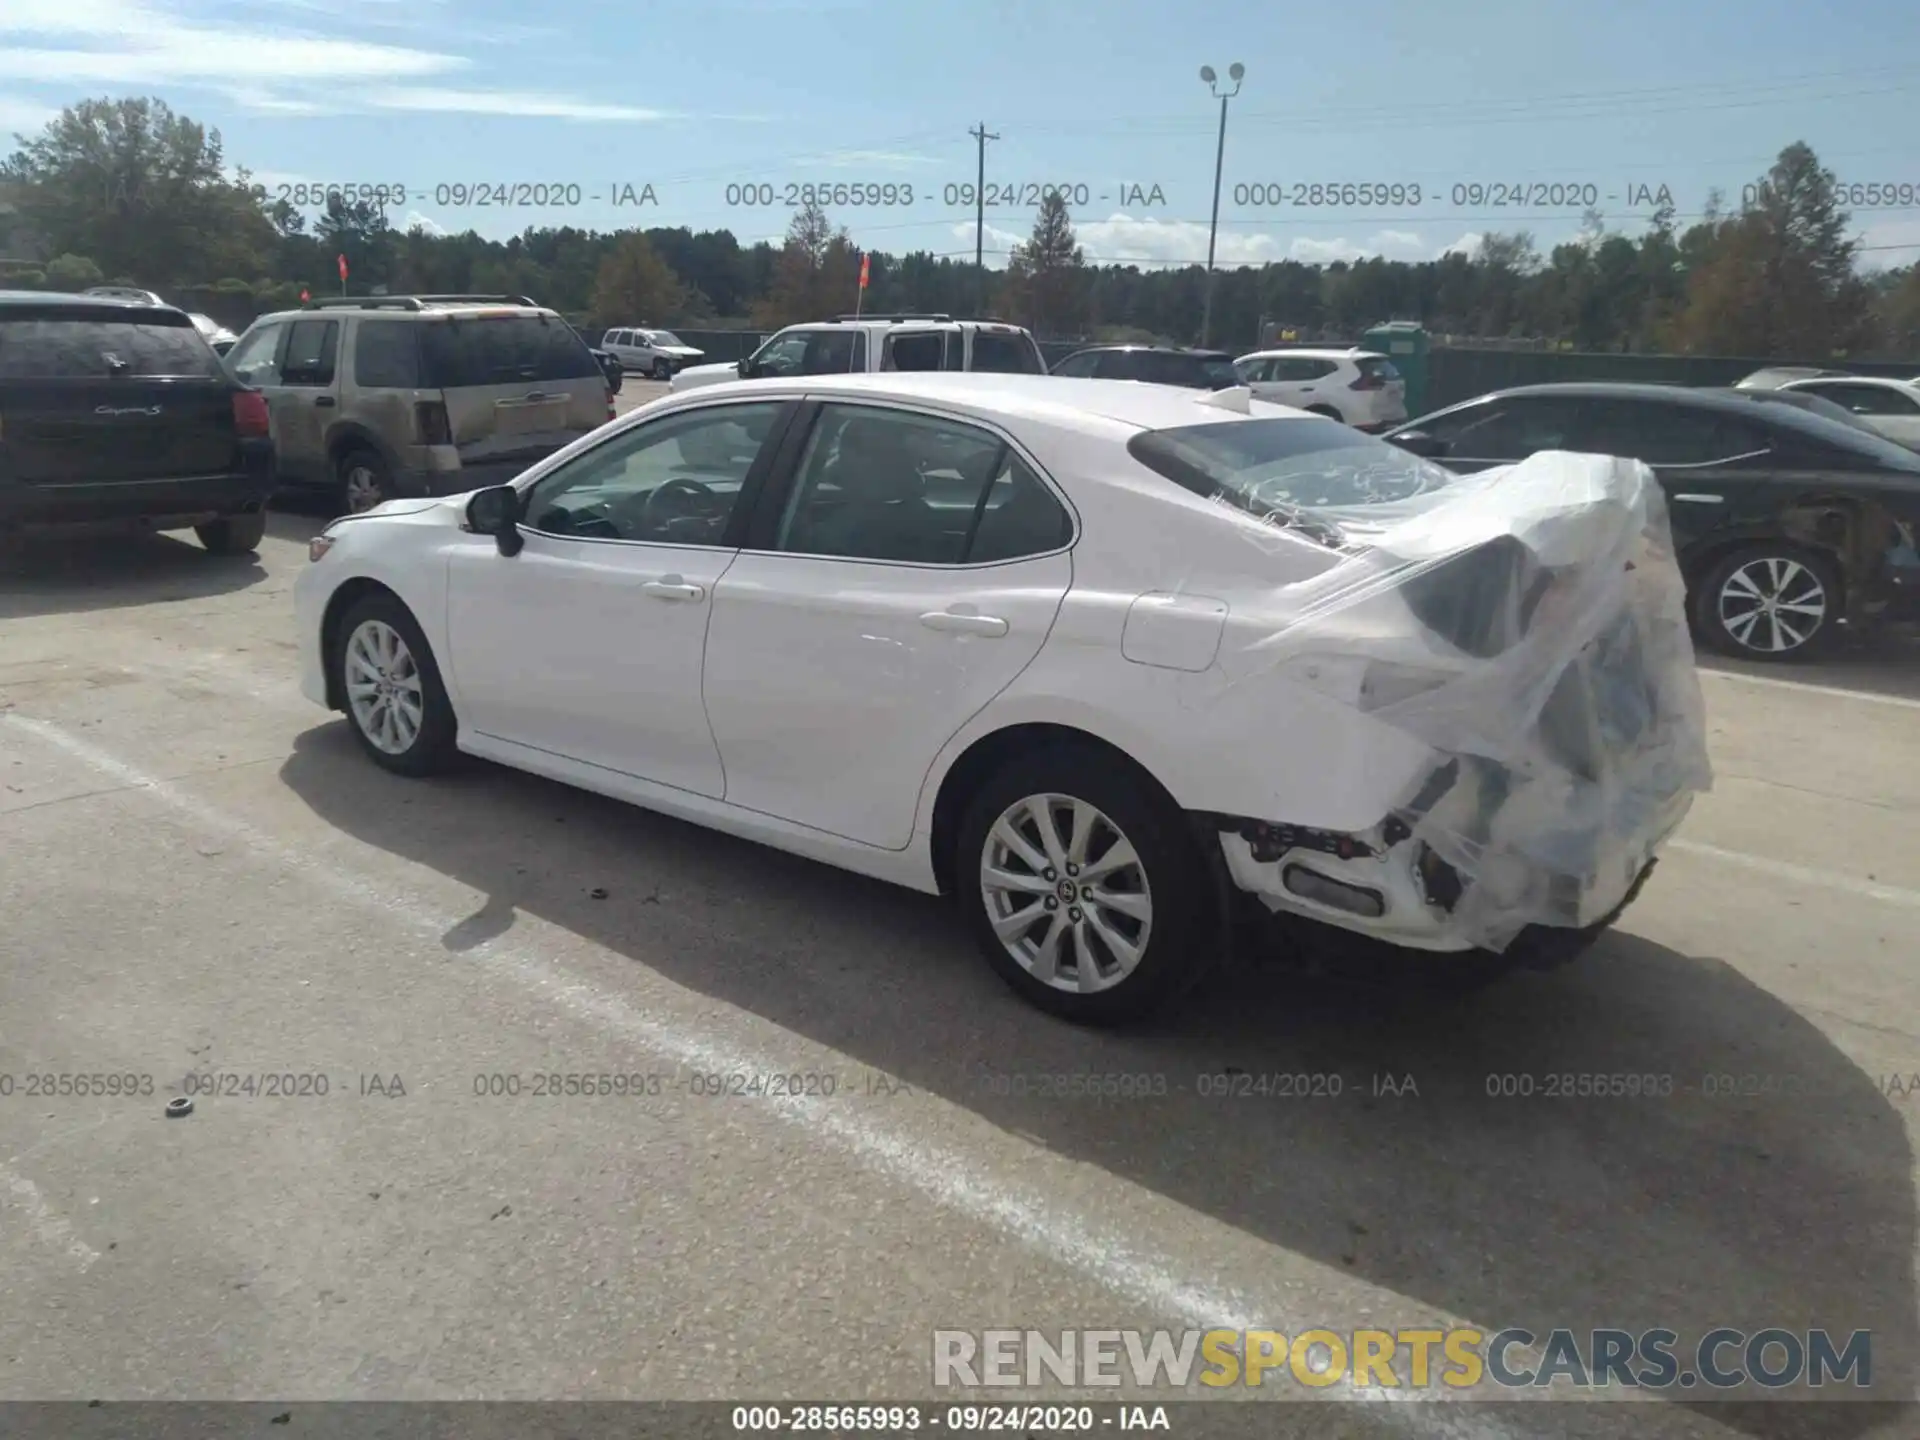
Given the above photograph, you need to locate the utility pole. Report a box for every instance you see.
[969,122,999,315]
[1198,63,1244,348]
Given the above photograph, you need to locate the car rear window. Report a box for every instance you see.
[1358,357,1402,382]
[970,331,1044,374]
[418,314,601,388]
[1128,415,1457,517]
[0,313,220,380]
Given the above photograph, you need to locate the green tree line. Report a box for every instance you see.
[5,97,1919,358]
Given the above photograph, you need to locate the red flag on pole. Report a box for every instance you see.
[337,253,349,281]
[300,288,310,302]
[858,253,870,289]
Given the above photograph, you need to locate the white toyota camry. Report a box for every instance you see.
[295,372,1711,1023]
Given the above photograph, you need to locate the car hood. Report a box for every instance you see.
[671,362,739,391]
[653,343,704,358]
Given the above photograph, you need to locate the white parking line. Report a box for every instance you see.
[1699,667,1920,711]
[1,1162,101,1272]
[2,711,1534,1434]
[1667,838,1920,910]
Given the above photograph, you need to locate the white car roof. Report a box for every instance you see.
[667,371,1315,435]
[1788,374,1918,390]
[1236,347,1380,362]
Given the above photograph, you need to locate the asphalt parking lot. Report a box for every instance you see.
[3,436,1919,1439]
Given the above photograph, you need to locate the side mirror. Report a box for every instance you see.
[466,485,524,556]
[736,357,753,378]
[594,351,622,394]
[1389,429,1447,458]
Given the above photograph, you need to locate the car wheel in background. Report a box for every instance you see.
[652,358,672,380]
[194,512,267,556]
[338,448,395,515]
[955,744,1220,1025]
[330,593,459,777]
[1691,542,1842,661]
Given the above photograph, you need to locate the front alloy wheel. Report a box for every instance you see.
[1698,545,1839,660]
[344,619,425,755]
[981,793,1154,994]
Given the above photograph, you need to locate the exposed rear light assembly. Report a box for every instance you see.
[415,400,452,445]
[1349,371,1385,391]
[232,390,271,437]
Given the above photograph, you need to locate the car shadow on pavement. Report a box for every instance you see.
[0,529,269,620]
[1697,624,1920,703]
[279,724,1916,1439]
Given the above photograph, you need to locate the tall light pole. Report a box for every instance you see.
[1198,62,1243,348]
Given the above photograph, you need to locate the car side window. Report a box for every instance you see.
[281,319,339,387]
[1430,398,1584,459]
[1050,351,1100,378]
[225,324,284,386]
[772,404,1068,565]
[884,331,945,372]
[352,319,420,389]
[519,401,783,546]
[802,329,862,375]
[1301,359,1339,379]
[1577,401,1768,465]
[751,332,812,376]
[1818,382,1919,416]
[1095,351,1142,380]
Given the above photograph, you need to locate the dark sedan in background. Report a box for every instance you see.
[1384,383,1920,662]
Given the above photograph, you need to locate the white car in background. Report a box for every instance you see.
[1234,347,1409,431]
[1778,375,1920,450]
[294,374,1707,1024]
[602,327,705,379]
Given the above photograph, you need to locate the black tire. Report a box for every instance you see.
[1305,404,1345,424]
[194,512,266,555]
[652,358,672,381]
[954,745,1221,1025]
[329,592,459,777]
[337,447,393,516]
[1690,542,1842,662]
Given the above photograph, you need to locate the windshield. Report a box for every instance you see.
[1127,415,1457,525]
[650,330,685,346]
[0,312,220,378]
[1199,357,1242,388]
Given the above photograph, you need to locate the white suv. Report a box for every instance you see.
[1235,347,1408,431]
[601,327,705,379]
[671,314,1046,393]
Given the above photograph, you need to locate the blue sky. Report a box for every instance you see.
[3,0,1917,269]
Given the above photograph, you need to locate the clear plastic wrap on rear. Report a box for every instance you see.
[1231,450,1714,951]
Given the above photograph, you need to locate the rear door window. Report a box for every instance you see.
[1050,351,1100,378]
[224,324,285,387]
[1808,382,1920,416]
[1576,401,1770,465]
[882,331,946,372]
[1426,398,1586,460]
[281,319,340,387]
[420,315,601,388]
[1357,357,1402,382]
[0,313,220,379]
[1095,351,1143,380]
[353,319,421,389]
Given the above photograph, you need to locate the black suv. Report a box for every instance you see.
[1048,345,1242,389]
[1384,382,1920,661]
[0,291,275,554]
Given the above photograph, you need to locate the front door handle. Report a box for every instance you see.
[920,610,1008,637]
[314,395,336,407]
[642,578,705,602]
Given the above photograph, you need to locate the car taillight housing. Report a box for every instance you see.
[415,400,452,445]
[232,390,271,437]
[1349,372,1385,391]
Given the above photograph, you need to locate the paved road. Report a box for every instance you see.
[2,501,1918,1440]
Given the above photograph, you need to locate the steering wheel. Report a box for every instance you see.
[637,476,720,537]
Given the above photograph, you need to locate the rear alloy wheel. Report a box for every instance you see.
[1694,544,1841,661]
[956,748,1219,1025]
[332,594,458,776]
[652,357,672,381]
[195,512,267,555]
[339,449,392,515]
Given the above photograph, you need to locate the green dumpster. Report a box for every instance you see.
[1361,321,1430,418]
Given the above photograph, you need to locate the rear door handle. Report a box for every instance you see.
[314,395,336,407]
[642,579,705,602]
[920,610,1008,637]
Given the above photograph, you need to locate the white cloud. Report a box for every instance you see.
[1439,231,1484,259]
[361,87,676,121]
[222,87,337,116]
[403,210,446,236]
